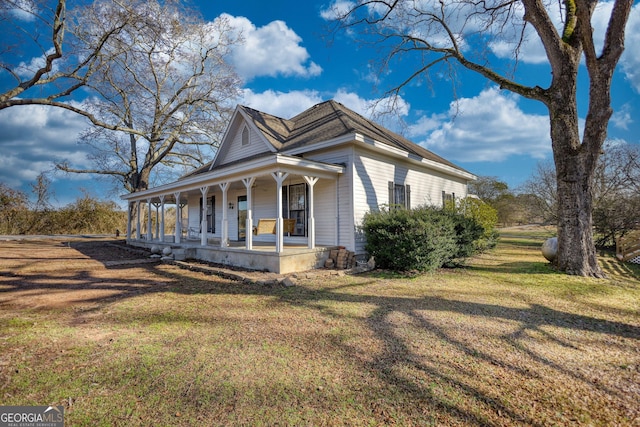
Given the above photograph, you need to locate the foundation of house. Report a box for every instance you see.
[127,237,335,274]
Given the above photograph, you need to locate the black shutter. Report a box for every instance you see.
[388,181,394,208]
[405,185,411,209]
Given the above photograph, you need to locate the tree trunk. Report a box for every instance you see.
[548,84,605,278]
[554,148,604,277]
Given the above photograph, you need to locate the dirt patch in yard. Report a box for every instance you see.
[0,238,166,310]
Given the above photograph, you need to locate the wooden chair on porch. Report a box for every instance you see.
[253,219,296,235]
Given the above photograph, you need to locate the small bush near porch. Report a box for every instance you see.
[361,205,490,271]
[0,229,638,426]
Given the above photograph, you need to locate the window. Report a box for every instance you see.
[241,126,249,146]
[288,183,306,236]
[388,181,411,209]
[281,183,307,236]
[199,196,215,233]
[442,191,455,208]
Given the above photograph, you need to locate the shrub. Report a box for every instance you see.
[447,197,499,251]
[447,214,484,266]
[361,206,459,272]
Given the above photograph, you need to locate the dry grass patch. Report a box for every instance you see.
[0,233,638,426]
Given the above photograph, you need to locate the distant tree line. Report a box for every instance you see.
[472,142,640,249]
[0,175,126,235]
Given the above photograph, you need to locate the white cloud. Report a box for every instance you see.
[488,1,640,93]
[0,104,92,191]
[240,89,324,118]
[408,113,447,135]
[487,3,562,64]
[14,48,58,78]
[319,0,356,21]
[618,3,640,92]
[7,0,37,22]
[611,103,632,130]
[417,87,551,162]
[240,87,410,122]
[222,14,322,81]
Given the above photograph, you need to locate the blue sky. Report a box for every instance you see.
[1,0,639,207]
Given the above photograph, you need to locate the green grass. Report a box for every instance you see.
[0,230,639,426]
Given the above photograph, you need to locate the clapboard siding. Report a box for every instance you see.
[216,122,271,166]
[313,177,338,246]
[352,147,469,253]
[250,182,282,243]
[304,147,354,249]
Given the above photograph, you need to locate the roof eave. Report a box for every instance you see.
[121,154,344,201]
[284,131,476,181]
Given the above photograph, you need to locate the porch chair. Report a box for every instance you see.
[253,218,296,235]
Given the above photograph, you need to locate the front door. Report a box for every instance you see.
[238,195,247,241]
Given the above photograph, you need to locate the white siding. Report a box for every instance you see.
[216,122,271,166]
[187,194,201,231]
[352,147,469,253]
[249,184,278,243]
[304,147,354,250]
[313,177,337,246]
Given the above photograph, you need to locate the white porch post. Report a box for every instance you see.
[200,187,208,246]
[153,202,160,241]
[174,192,181,244]
[136,200,141,240]
[146,198,153,241]
[243,177,256,250]
[271,171,289,253]
[303,176,319,249]
[159,195,165,243]
[219,182,229,248]
[126,202,132,240]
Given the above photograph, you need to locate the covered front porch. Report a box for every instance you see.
[121,154,344,274]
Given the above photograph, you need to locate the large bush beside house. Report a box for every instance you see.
[447,197,499,252]
[361,205,487,272]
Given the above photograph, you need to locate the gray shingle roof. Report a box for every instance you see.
[183,99,469,179]
[241,99,467,172]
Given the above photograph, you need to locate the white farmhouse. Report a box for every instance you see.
[122,100,476,273]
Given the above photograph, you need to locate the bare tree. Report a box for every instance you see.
[519,160,558,224]
[55,0,242,192]
[330,0,633,276]
[0,0,126,109]
[522,142,640,246]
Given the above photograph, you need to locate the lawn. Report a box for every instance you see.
[0,230,638,426]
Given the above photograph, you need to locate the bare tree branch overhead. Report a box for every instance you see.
[1,0,242,195]
[0,0,126,108]
[53,0,243,193]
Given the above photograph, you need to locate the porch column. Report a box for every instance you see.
[174,192,181,244]
[219,182,229,248]
[136,200,141,240]
[152,202,161,241]
[126,202,132,240]
[159,195,165,243]
[271,171,289,253]
[146,198,153,241]
[243,177,256,250]
[303,176,319,249]
[200,187,208,246]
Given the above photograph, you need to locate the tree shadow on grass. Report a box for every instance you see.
[2,240,639,425]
